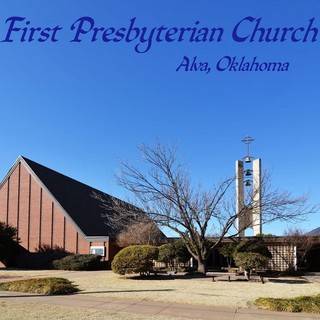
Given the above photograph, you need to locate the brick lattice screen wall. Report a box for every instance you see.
[267,244,296,271]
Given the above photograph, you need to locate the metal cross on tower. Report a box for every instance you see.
[241,136,255,163]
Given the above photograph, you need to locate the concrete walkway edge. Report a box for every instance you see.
[0,291,319,320]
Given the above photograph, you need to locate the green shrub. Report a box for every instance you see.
[0,278,79,295]
[255,295,320,313]
[0,222,19,266]
[234,252,270,270]
[112,245,159,275]
[219,242,237,268]
[158,243,176,266]
[234,239,272,258]
[158,240,191,268]
[174,239,191,263]
[53,254,102,271]
[233,240,271,279]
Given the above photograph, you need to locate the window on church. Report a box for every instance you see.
[90,246,105,257]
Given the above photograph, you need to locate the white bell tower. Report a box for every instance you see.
[236,136,262,236]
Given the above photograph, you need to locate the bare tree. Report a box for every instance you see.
[117,221,166,247]
[283,228,316,270]
[104,144,316,274]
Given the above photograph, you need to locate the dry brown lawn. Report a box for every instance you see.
[0,301,186,320]
[1,270,319,308]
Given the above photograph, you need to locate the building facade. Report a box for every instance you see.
[0,156,123,265]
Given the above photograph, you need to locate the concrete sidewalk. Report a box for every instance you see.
[0,291,319,320]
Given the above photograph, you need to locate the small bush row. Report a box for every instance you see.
[53,254,102,271]
[255,295,320,313]
[13,252,103,271]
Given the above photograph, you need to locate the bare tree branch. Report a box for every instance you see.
[99,143,318,273]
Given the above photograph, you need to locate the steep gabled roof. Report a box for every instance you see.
[20,156,126,238]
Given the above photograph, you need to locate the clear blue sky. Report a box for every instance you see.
[0,1,319,235]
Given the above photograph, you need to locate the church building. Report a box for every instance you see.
[0,156,127,264]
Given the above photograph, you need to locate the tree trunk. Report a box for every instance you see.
[196,258,206,274]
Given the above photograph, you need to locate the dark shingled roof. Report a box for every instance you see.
[307,227,320,236]
[21,156,125,238]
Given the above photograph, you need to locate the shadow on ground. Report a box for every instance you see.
[0,294,42,298]
[268,279,309,284]
[78,289,175,295]
[0,288,175,298]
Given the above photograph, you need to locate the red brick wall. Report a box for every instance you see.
[40,190,53,248]
[64,217,78,253]
[29,172,41,251]
[0,160,108,257]
[7,163,19,229]
[52,204,65,249]
[0,180,8,224]
[77,235,90,254]
[18,165,30,247]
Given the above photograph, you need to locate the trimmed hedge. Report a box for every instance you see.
[112,245,159,275]
[233,240,272,279]
[234,252,270,271]
[53,254,102,271]
[0,277,79,295]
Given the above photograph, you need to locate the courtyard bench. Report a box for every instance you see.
[212,271,265,283]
